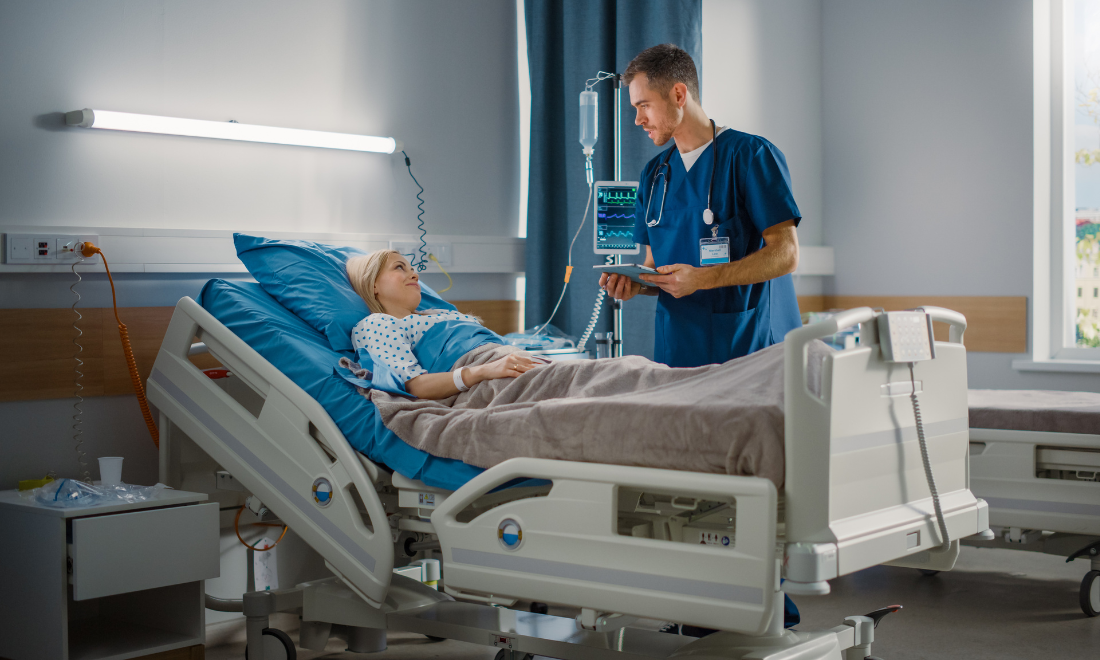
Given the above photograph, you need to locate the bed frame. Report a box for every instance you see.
[965,428,1100,616]
[146,298,990,660]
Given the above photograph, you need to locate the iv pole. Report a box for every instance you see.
[611,74,625,358]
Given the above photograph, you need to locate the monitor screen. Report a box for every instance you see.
[595,183,639,253]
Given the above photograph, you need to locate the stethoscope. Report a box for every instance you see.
[645,119,718,228]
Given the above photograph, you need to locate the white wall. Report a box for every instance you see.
[0,0,522,490]
[822,0,1100,391]
[702,0,824,294]
[0,0,519,237]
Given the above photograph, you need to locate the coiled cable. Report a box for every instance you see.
[70,257,90,483]
[79,242,160,448]
[402,150,429,273]
[910,362,951,552]
[576,255,612,351]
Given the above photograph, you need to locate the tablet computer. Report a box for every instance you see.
[592,263,659,285]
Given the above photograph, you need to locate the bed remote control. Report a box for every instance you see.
[877,311,936,362]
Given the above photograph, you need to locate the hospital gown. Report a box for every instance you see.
[351,310,483,383]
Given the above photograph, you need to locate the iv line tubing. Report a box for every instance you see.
[532,163,594,337]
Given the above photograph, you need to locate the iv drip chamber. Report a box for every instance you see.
[579,90,598,154]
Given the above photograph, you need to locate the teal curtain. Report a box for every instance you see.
[524,0,702,358]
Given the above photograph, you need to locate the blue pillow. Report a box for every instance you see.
[233,233,455,352]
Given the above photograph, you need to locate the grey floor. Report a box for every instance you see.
[205,546,1099,660]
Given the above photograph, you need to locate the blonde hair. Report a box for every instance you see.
[347,249,403,314]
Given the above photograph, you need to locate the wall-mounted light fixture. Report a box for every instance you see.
[64,108,397,154]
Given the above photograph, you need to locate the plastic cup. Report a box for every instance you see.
[98,457,124,486]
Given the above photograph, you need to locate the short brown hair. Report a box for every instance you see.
[623,44,699,103]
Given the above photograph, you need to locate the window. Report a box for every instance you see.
[1024,0,1100,367]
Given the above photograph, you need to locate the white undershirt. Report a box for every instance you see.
[680,126,729,172]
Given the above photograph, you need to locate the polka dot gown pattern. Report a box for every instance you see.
[351,310,481,382]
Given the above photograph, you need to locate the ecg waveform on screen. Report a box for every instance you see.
[598,229,634,238]
[598,213,636,219]
[600,190,637,204]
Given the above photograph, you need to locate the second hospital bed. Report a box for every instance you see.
[147,280,991,660]
[961,390,1100,617]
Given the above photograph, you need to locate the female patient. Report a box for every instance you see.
[346,249,543,399]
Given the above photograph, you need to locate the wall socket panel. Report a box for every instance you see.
[4,233,100,265]
[389,241,452,267]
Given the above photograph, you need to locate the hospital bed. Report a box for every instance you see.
[961,391,1100,617]
[146,289,990,660]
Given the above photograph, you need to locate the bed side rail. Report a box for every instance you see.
[146,296,394,606]
[432,457,781,635]
[783,307,987,590]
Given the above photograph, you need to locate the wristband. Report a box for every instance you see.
[452,367,470,392]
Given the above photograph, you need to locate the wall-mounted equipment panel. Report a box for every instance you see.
[4,233,100,265]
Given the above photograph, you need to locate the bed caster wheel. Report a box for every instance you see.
[494,650,534,660]
[917,569,940,576]
[1081,570,1100,617]
[245,627,296,660]
[530,601,549,614]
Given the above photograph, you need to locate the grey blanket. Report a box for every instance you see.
[969,389,1100,435]
[344,341,833,489]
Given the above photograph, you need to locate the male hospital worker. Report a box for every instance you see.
[600,44,802,368]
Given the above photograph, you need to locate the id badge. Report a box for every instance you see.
[699,237,730,266]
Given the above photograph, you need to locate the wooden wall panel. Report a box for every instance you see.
[451,300,521,336]
[2,296,1017,402]
[1,300,519,402]
[798,295,1027,353]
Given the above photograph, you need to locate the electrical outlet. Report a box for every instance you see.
[389,241,452,267]
[4,233,99,265]
[56,238,81,256]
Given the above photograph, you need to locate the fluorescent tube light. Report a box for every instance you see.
[65,108,397,154]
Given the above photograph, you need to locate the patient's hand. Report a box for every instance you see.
[473,353,542,382]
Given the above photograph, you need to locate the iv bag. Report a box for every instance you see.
[579,90,598,154]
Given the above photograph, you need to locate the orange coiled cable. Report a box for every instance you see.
[81,241,160,448]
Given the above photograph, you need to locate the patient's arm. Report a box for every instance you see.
[406,353,542,400]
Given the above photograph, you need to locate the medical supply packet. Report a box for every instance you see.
[32,478,167,508]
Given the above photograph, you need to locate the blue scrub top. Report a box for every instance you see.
[633,129,802,368]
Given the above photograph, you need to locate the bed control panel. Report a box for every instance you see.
[877,311,936,363]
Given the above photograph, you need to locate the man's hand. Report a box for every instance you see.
[640,263,705,298]
[599,273,642,301]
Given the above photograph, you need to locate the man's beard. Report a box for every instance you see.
[650,126,675,146]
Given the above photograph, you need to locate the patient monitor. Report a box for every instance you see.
[593,181,640,255]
